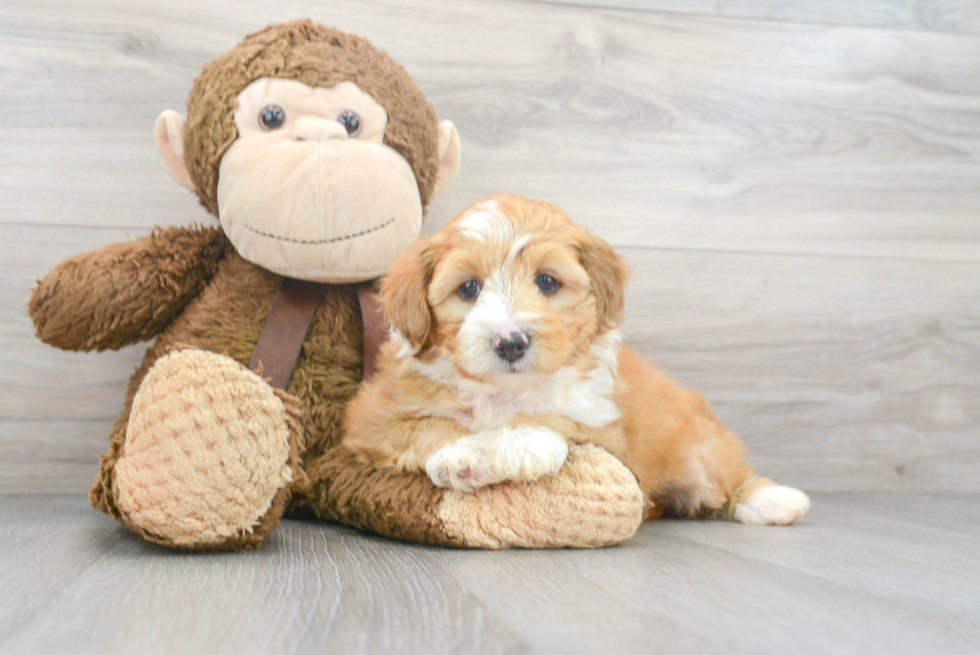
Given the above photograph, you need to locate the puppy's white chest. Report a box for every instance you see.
[411,331,624,432]
[459,367,621,432]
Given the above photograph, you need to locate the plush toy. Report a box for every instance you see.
[28,20,644,551]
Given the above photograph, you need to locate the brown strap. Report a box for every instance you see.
[356,282,386,382]
[250,278,388,391]
[250,278,328,390]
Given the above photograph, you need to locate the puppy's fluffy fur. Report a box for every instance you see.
[344,195,810,525]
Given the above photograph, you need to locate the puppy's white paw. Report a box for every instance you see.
[491,426,569,482]
[734,485,811,526]
[426,440,500,493]
[426,427,570,493]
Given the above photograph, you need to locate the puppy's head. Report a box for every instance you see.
[380,194,630,386]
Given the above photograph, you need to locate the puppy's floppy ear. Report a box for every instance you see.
[379,236,441,348]
[577,230,631,332]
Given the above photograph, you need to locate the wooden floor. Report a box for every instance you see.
[0,493,977,655]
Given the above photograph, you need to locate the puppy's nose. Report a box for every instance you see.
[491,331,530,364]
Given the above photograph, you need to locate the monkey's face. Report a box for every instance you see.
[212,78,424,283]
[155,24,461,284]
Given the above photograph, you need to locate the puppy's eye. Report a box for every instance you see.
[259,105,286,130]
[458,280,481,301]
[337,110,361,136]
[535,274,560,296]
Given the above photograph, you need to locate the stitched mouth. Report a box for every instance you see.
[243,217,396,245]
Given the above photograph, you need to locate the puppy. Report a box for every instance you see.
[344,195,810,525]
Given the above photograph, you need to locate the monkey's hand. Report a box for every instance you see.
[29,225,229,351]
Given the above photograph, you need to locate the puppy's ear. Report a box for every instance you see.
[577,230,631,332]
[379,237,441,348]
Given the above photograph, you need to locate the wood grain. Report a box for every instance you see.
[2,0,979,261]
[0,496,531,655]
[2,494,979,655]
[4,224,977,492]
[435,497,980,654]
[1,0,978,493]
[529,0,980,35]
[624,247,980,492]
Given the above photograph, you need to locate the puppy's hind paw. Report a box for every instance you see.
[734,485,811,526]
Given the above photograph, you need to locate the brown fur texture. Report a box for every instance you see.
[184,20,441,215]
[29,226,230,351]
[29,24,645,550]
[50,233,463,548]
[32,229,642,549]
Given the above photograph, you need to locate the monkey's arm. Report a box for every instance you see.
[29,225,230,351]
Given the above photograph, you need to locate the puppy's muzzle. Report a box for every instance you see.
[491,331,530,364]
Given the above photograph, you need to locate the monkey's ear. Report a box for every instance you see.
[431,120,461,199]
[153,110,195,191]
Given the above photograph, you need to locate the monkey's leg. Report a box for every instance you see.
[96,349,304,551]
[296,443,645,549]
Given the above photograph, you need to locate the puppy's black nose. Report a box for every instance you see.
[492,332,530,364]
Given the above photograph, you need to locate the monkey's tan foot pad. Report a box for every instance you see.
[112,349,295,550]
[437,443,644,548]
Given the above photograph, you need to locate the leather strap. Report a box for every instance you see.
[356,282,386,382]
[249,278,387,391]
[250,278,328,391]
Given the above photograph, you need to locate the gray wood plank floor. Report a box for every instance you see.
[2,494,978,655]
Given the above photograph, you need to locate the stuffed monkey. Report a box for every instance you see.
[29,20,643,551]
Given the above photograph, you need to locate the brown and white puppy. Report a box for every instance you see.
[344,195,810,525]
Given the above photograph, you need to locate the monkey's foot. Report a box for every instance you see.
[112,349,301,550]
[437,443,644,548]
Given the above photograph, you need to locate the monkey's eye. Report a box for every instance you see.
[458,280,481,301]
[337,110,361,136]
[535,274,560,296]
[259,105,286,130]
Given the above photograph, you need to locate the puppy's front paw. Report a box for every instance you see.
[426,440,500,493]
[492,426,569,482]
[426,427,570,493]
